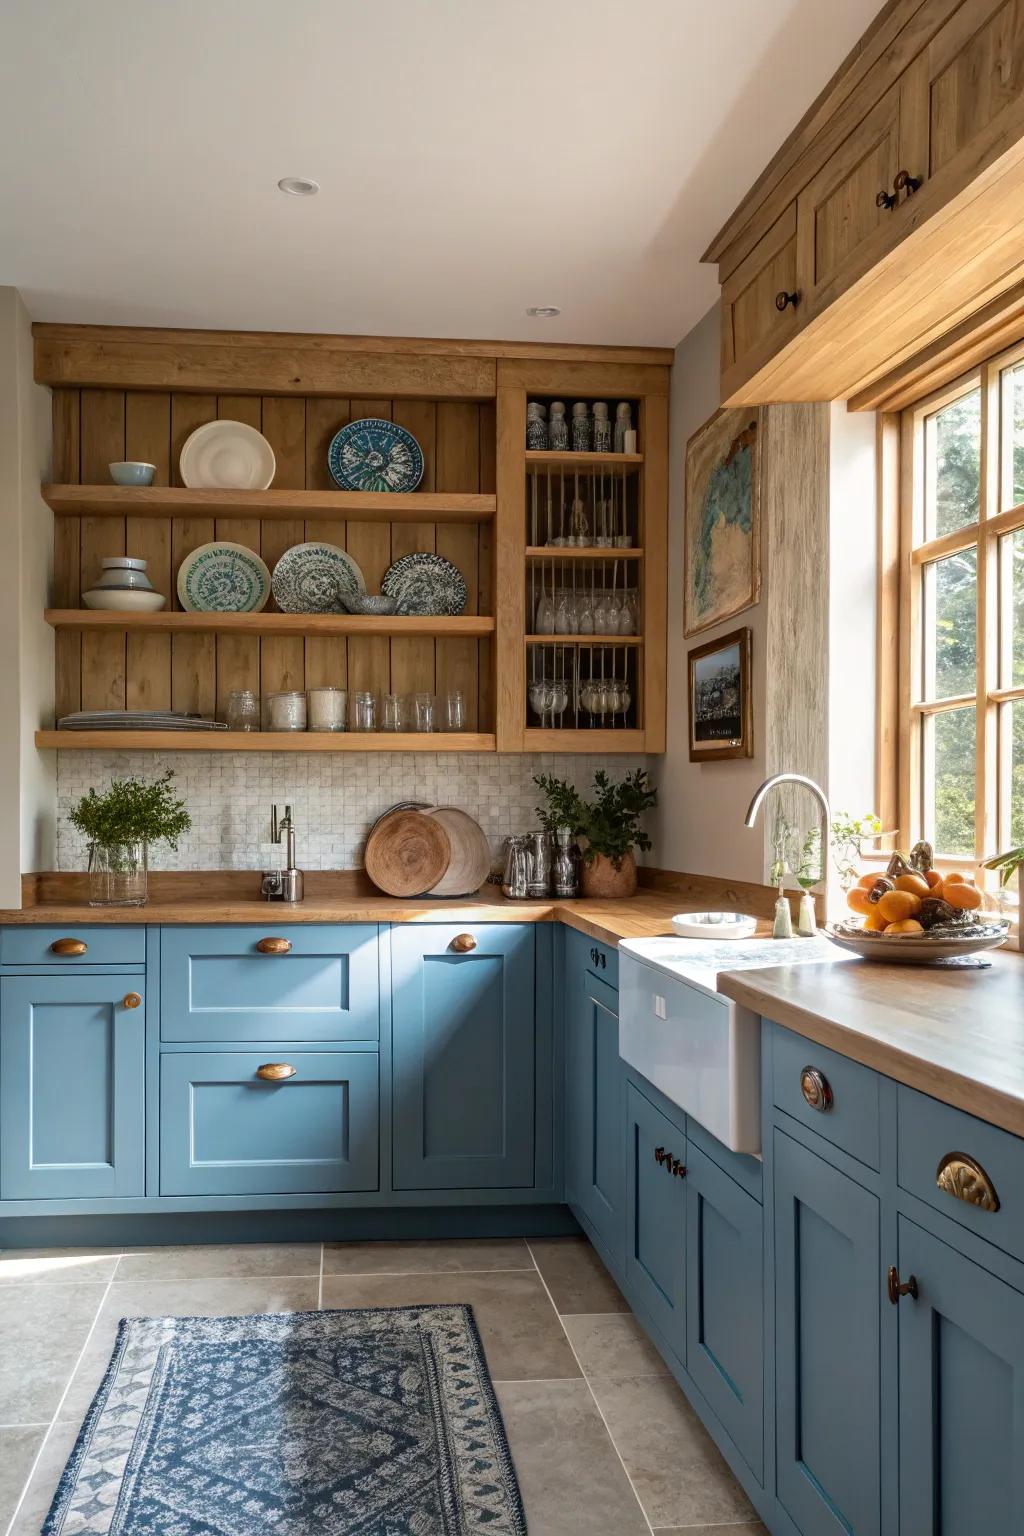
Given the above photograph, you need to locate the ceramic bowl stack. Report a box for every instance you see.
[83,557,165,612]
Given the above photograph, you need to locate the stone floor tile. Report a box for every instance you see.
[6,1419,80,1536]
[323,1238,533,1276]
[0,1248,121,1286]
[562,1312,670,1380]
[0,1426,46,1531]
[528,1237,629,1314]
[0,1283,105,1426]
[114,1242,321,1283]
[651,1524,767,1534]
[495,1378,649,1535]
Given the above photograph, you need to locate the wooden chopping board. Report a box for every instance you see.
[364,810,451,897]
[424,808,492,896]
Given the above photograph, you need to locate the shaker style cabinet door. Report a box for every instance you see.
[897,1216,1024,1536]
[565,962,625,1266]
[774,1130,882,1536]
[391,925,536,1190]
[720,202,799,398]
[0,974,145,1199]
[624,1081,687,1365]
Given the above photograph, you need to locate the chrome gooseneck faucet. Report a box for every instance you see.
[744,772,831,937]
[261,804,304,903]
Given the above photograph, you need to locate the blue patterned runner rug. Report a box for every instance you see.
[43,1306,527,1535]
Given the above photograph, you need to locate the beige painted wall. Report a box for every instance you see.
[0,287,55,904]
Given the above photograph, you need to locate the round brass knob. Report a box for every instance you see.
[800,1066,833,1113]
[256,1063,296,1082]
[894,168,922,196]
[775,289,800,312]
[449,933,477,953]
[255,937,292,955]
[122,992,142,1009]
[50,937,87,957]
[887,1265,918,1305]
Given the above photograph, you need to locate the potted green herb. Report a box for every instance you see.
[68,770,191,907]
[534,768,656,898]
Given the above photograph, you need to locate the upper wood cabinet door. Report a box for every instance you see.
[796,72,927,314]
[922,0,1024,177]
[720,204,798,393]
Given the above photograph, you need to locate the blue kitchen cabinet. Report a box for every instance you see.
[624,1080,687,1363]
[685,1141,764,1482]
[774,1127,881,1536]
[0,973,145,1199]
[391,924,536,1189]
[565,956,625,1266]
[897,1215,1024,1535]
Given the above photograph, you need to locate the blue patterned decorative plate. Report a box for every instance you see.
[328,418,425,493]
[176,542,270,612]
[381,552,468,616]
[271,542,366,613]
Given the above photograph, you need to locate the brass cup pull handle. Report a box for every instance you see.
[50,937,87,957]
[876,187,898,210]
[887,1265,918,1305]
[256,937,292,955]
[450,933,477,953]
[122,992,142,1010]
[800,1066,834,1113]
[894,168,922,195]
[936,1151,1000,1212]
[256,1063,297,1082]
[775,289,800,312]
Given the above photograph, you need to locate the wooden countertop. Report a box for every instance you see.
[716,950,1024,1138]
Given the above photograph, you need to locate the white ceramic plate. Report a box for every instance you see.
[271,542,365,613]
[177,542,271,612]
[82,589,166,612]
[825,922,1009,964]
[671,912,758,940]
[179,420,276,490]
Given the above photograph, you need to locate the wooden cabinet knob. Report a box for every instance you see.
[255,937,292,955]
[256,1063,297,1082]
[774,289,800,312]
[449,933,477,953]
[50,937,87,957]
[122,992,142,1009]
[800,1066,833,1113]
[936,1152,999,1212]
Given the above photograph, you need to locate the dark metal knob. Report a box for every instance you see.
[800,1067,834,1113]
[876,187,898,210]
[894,169,922,196]
[774,290,800,312]
[590,947,599,964]
[887,1265,918,1305]
[672,1159,686,1178]
[654,1147,666,1165]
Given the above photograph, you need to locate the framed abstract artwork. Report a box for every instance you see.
[687,626,752,762]
[684,406,761,637]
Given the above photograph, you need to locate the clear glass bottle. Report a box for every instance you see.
[553,825,578,897]
[592,401,612,453]
[526,400,548,450]
[614,401,633,454]
[571,402,591,453]
[548,401,569,451]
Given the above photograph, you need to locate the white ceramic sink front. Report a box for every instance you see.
[618,936,843,1155]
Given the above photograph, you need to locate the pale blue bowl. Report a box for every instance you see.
[109,461,156,487]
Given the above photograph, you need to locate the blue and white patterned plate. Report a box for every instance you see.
[271,542,366,613]
[328,418,425,493]
[381,552,468,616]
[176,542,270,612]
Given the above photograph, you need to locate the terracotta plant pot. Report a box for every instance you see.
[580,849,638,899]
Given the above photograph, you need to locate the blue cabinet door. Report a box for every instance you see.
[774,1129,881,1536]
[624,1081,687,1363]
[565,965,624,1266]
[897,1216,1024,1535]
[392,924,536,1190]
[685,1142,764,1482]
[0,974,145,1199]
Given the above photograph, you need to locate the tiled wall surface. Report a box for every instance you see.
[56,752,646,872]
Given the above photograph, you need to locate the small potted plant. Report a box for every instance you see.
[534,768,656,898]
[68,770,191,907]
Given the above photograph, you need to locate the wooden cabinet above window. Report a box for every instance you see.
[708,0,1024,408]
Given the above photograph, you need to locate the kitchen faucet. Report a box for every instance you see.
[744,772,831,937]
[261,804,304,903]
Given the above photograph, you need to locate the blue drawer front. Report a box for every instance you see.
[161,925,379,1042]
[773,1022,881,1170]
[1,925,146,968]
[160,1051,379,1195]
[570,928,619,989]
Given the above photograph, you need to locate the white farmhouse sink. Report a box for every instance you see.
[618,936,843,1155]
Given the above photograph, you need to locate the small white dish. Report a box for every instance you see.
[671,912,759,940]
[109,461,156,487]
[179,421,276,490]
[83,589,166,612]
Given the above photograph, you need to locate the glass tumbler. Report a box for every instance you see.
[413,692,435,732]
[381,693,404,732]
[351,691,377,731]
[442,690,466,731]
[225,688,259,732]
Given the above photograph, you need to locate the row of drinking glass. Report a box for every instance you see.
[533,588,638,636]
[225,687,467,734]
[527,676,632,723]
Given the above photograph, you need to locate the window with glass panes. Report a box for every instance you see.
[900,345,1024,876]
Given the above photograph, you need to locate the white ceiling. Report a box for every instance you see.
[0,0,881,349]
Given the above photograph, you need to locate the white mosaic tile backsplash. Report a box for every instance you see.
[55,752,646,872]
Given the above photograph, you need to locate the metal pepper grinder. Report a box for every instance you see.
[261,804,304,903]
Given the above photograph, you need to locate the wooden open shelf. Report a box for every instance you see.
[43,485,496,523]
[525,451,643,468]
[525,634,643,647]
[526,546,643,559]
[37,730,497,753]
[46,610,495,638]
[523,728,646,752]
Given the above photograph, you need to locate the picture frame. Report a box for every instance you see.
[687,626,753,762]
[684,406,761,638]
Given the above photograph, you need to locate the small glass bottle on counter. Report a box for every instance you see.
[267,690,307,731]
[307,687,347,731]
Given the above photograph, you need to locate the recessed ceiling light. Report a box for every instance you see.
[526,306,561,319]
[277,177,319,197]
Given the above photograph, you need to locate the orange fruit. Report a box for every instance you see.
[944,881,983,911]
[924,870,943,888]
[894,873,930,897]
[877,889,922,923]
[863,910,888,932]
[944,872,966,885]
[885,918,924,935]
[856,872,878,889]
[847,887,874,916]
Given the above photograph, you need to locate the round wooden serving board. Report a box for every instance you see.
[364,810,451,897]
[424,808,492,896]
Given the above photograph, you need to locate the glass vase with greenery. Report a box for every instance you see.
[68,771,191,907]
[534,769,656,896]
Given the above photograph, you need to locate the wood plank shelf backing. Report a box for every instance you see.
[37,730,497,753]
[44,485,496,523]
[46,611,495,639]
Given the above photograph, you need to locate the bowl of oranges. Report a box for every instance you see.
[827,843,1009,964]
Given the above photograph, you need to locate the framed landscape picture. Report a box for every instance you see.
[687,626,752,762]
[684,406,761,637]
